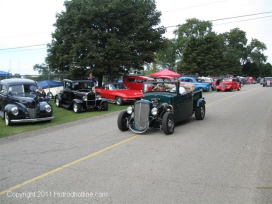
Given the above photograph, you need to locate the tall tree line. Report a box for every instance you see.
[156,18,271,77]
[34,1,272,80]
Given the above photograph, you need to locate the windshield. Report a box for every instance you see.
[143,82,179,94]
[114,83,126,90]
[9,84,37,97]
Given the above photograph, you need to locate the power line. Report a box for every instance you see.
[1,11,271,52]
[207,11,272,22]
[214,15,272,26]
[0,44,47,51]
[164,11,272,28]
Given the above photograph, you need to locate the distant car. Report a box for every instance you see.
[260,78,264,85]
[156,76,176,82]
[37,80,63,99]
[0,78,53,126]
[95,82,142,105]
[216,78,241,92]
[263,77,272,87]
[123,75,155,91]
[178,76,212,92]
[197,77,216,90]
[55,79,108,113]
[246,76,255,84]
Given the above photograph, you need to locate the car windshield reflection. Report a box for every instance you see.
[8,84,37,97]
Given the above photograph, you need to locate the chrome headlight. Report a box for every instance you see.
[127,106,134,114]
[45,104,52,113]
[11,107,19,115]
[96,94,101,100]
[83,96,87,101]
[151,107,158,116]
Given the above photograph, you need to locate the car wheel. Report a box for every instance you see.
[162,112,175,135]
[47,92,53,98]
[116,97,123,106]
[73,102,82,113]
[198,88,204,92]
[101,101,108,111]
[117,111,130,131]
[55,97,61,107]
[4,112,11,126]
[195,102,205,120]
[216,89,219,92]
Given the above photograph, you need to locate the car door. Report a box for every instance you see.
[175,92,193,121]
[0,84,8,118]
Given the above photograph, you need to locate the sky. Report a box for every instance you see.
[0,0,271,76]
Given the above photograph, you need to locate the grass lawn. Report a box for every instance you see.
[0,100,128,138]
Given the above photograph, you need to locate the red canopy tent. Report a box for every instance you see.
[150,69,181,78]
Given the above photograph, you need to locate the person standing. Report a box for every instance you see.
[88,72,97,92]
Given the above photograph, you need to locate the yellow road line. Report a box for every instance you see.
[206,87,260,107]
[0,135,139,196]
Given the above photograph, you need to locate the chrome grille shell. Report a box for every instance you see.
[27,108,37,118]
[129,100,151,133]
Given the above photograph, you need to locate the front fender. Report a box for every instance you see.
[196,98,205,107]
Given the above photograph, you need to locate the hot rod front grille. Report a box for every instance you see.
[220,83,226,89]
[27,108,37,118]
[134,103,149,130]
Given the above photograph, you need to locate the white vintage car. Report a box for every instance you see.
[37,80,63,99]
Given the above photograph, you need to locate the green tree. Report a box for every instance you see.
[177,33,224,76]
[46,0,165,86]
[155,39,177,70]
[174,18,213,58]
[219,28,248,76]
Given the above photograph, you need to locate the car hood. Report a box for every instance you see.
[11,95,38,108]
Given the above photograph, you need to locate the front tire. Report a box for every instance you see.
[162,112,175,135]
[73,102,82,113]
[100,101,108,111]
[195,102,205,120]
[117,111,129,131]
[55,97,61,107]
[4,112,11,126]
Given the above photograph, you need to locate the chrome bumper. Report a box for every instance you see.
[11,117,54,123]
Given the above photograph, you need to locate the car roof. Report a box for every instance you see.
[0,78,36,86]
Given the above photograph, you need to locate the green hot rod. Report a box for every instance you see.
[117,81,206,135]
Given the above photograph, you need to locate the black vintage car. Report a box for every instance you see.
[0,78,54,126]
[55,79,108,113]
[117,81,206,135]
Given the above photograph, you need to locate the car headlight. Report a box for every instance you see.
[11,107,19,115]
[45,104,52,113]
[151,107,158,116]
[96,95,101,100]
[127,106,134,114]
[83,96,87,101]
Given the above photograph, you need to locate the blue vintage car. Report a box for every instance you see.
[0,78,54,126]
[178,76,212,92]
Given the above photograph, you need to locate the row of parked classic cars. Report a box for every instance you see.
[1,75,270,134]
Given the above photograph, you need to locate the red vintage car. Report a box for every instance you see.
[216,78,241,92]
[123,75,155,91]
[95,82,142,105]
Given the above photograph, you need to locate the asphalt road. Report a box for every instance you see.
[0,84,272,204]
